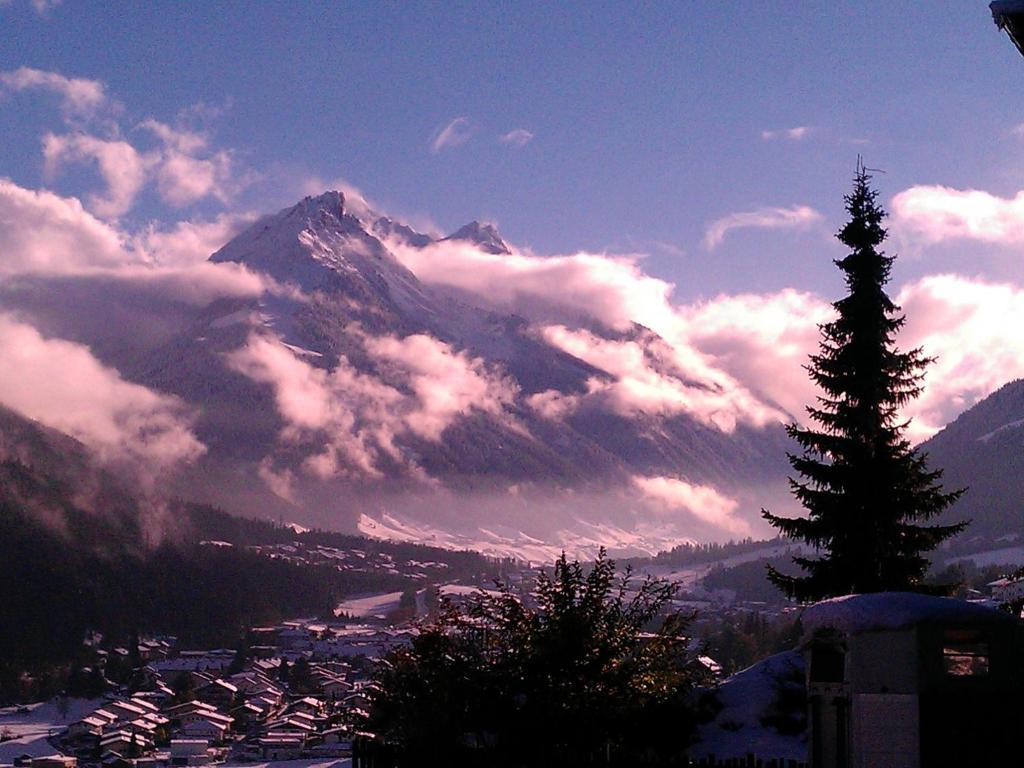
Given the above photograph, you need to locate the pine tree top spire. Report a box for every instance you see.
[762,164,967,602]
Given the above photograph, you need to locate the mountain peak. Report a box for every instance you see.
[293,190,345,220]
[443,220,511,255]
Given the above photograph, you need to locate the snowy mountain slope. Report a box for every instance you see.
[918,378,1024,540]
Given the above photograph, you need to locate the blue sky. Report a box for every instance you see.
[4,1,1024,303]
[7,1,1024,544]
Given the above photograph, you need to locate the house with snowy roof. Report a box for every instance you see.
[802,592,1024,768]
[195,679,238,709]
[180,718,230,743]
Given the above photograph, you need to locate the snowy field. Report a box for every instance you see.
[336,590,404,618]
[0,698,103,763]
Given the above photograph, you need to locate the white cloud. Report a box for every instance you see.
[155,149,233,207]
[387,235,786,432]
[0,178,129,273]
[683,288,831,420]
[632,475,749,536]
[365,332,518,440]
[0,179,273,304]
[0,315,204,475]
[537,325,782,432]
[430,116,472,154]
[140,119,237,207]
[761,126,811,141]
[131,211,256,267]
[386,226,1024,443]
[42,132,152,219]
[897,274,1024,440]
[704,205,823,249]
[138,118,208,154]
[0,67,105,116]
[498,128,534,148]
[891,185,1024,246]
[228,331,518,483]
[388,238,682,334]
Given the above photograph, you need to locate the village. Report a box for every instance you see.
[0,549,773,768]
[4,515,1024,768]
[0,616,422,768]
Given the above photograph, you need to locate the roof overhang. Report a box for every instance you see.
[992,1,1024,58]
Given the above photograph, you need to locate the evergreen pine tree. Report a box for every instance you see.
[763,163,967,601]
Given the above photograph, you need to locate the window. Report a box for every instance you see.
[942,630,989,676]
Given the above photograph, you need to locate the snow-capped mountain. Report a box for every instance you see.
[5,190,798,557]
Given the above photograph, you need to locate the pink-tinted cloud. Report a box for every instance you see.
[387,226,1024,442]
[430,116,472,154]
[0,178,127,273]
[683,288,830,420]
[0,179,274,304]
[499,128,534,148]
[43,132,152,218]
[897,274,1024,439]
[891,185,1024,246]
[228,331,518,484]
[0,67,105,116]
[131,212,257,267]
[388,238,681,334]
[0,315,204,475]
[537,325,782,432]
[365,332,518,440]
[761,126,812,141]
[632,475,749,536]
[703,205,823,249]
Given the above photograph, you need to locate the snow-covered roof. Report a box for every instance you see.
[802,592,1015,637]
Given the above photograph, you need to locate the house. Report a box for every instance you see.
[195,679,238,709]
[803,592,1024,768]
[67,715,108,740]
[126,718,158,737]
[90,709,120,728]
[169,740,211,767]
[229,701,264,729]
[162,701,216,728]
[178,709,233,732]
[257,736,303,761]
[31,758,78,768]
[105,701,148,724]
[181,718,229,743]
[99,730,154,756]
[285,697,322,716]
[263,716,315,735]
[128,697,159,714]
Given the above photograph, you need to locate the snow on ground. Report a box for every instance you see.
[336,591,403,618]
[693,650,806,763]
[948,546,1024,568]
[0,698,104,763]
[641,543,798,588]
[438,584,501,599]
